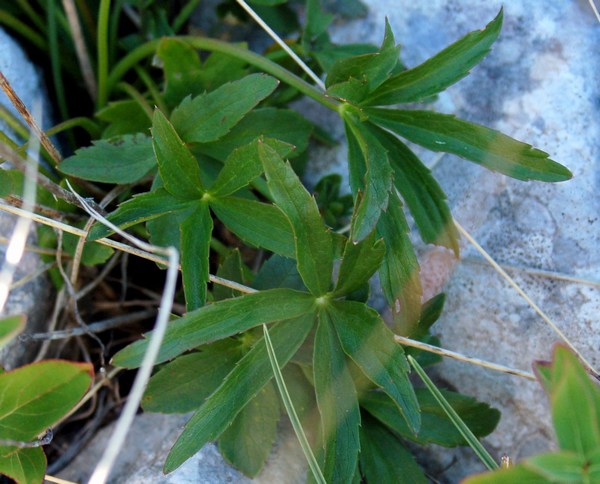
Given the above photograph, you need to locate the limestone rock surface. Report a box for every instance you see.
[0,27,53,368]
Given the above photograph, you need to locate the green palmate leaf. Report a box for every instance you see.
[535,345,600,458]
[343,116,393,243]
[326,19,399,100]
[171,74,279,143]
[359,414,426,483]
[143,339,243,414]
[328,301,420,433]
[0,446,46,484]
[180,202,213,311]
[219,382,280,477]
[210,197,296,259]
[164,314,315,473]
[196,108,313,161]
[361,388,499,447]
[112,288,315,368]
[259,142,333,295]
[372,125,459,254]
[377,191,422,336]
[87,188,194,241]
[0,361,93,441]
[313,43,379,73]
[157,38,204,107]
[209,138,293,198]
[313,310,361,483]
[96,100,151,137]
[59,133,155,183]
[152,109,205,198]
[0,315,25,350]
[333,231,385,297]
[364,9,503,105]
[367,109,573,182]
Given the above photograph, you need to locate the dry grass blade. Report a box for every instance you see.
[235,0,326,91]
[62,0,97,100]
[0,72,62,163]
[395,335,537,381]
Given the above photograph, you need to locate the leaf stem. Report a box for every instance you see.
[106,37,339,111]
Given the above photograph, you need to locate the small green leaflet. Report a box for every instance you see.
[210,137,293,198]
[196,108,313,161]
[333,231,385,297]
[111,288,315,368]
[313,310,360,484]
[152,109,204,198]
[343,114,393,243]
[366,108,572,182]
[376,191,422,336]
[210,197,296,259]
[180,202,212,311]
[59,134,155,184]
[171,74,279,143]
[164,314,315,473]
[327,301,421,433]
[259,141,333,295]
[369,124,459,254]
[142,340,243,414]
[361,389,499,447]
[364,9,503,105]
[87,188,194,241]
[157,38,204,108]
[218,382,280,477]
[359,414,426,483]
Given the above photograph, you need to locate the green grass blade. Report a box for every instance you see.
[262,324,326,484]
[96,0,111,109]
[408,355,499,471]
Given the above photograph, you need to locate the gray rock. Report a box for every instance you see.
[0,27,53,368]
[317,1,600,481]
[59,412,307,483]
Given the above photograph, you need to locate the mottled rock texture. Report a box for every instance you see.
[0,27,52,368]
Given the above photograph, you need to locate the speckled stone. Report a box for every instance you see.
[0,27,53,369]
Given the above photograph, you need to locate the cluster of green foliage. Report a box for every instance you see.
[0,0,583,482]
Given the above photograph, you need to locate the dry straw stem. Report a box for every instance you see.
[0,71,62,164]
[395,335,536,381]
[62,0,97,100]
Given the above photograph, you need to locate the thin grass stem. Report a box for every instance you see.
[408,355,499,471]
[97,0,112,109]
[236,0,326,91]
[263,324,325,484]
